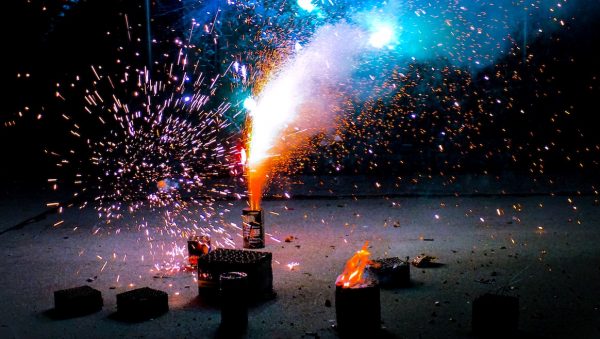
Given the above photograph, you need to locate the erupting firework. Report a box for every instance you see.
[244,23,366,209]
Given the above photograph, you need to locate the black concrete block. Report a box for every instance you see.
[116,287,168,321]
[54,285,103,317]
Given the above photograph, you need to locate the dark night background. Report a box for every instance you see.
[2,0,600,192]
[2,1,147,192]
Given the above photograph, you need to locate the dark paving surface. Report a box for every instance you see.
[1,190,600,338]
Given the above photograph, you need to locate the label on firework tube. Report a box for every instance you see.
[242,208,264,249]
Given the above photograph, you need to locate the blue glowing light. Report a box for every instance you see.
[297,0,316,13]
[369,24,394,48]
[184,96,191,102]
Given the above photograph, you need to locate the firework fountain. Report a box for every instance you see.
[242,23,370,248]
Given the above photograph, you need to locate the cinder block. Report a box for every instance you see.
[116,287,168,321]
[54,285,103,317]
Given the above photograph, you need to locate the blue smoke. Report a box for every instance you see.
[345,0,585,72]
[168,0,596,74]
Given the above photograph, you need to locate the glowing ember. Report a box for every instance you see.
[336,241,372,288]
[287,262,300,270]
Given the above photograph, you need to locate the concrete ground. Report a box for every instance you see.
[1,189,600,338]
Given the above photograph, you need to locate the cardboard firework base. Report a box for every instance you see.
[242,208,265,249]
[219,272,249,334]
[335,279,381,337]
[198,248,273,301]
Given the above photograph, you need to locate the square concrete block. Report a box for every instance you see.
[54,285,103,317]
[116,287,168,321]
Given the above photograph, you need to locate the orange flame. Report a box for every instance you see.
[243,121,269,210]
[336,241,372,288]
[247,161,268,210]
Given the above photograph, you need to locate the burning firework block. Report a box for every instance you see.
[54,285,103,316]
[335,279,381,337]
[242,208,265,249]
[187,235,212,266]
[188,235,211,256]
[472,293,519,336]
[116,287,168,321]
[198,248,273,301]
[368,257,410,288]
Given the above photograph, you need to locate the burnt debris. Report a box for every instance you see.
[368,257,411,288]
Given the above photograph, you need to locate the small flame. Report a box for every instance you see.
[336,241,371,288]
